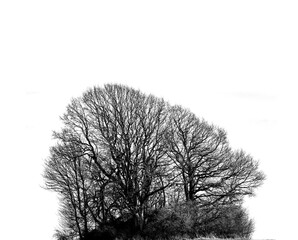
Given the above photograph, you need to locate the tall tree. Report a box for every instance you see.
[81,85,174,230]
[45,84,174,234]
[44,84,265,239]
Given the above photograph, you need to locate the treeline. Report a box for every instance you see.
[44,84,264,240]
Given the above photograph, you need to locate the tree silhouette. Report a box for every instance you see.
[166,106,264,207]
[44,84,265,239]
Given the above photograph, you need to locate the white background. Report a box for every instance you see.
[0,1,297,240]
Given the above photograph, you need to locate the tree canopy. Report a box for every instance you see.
[44,84,265,240]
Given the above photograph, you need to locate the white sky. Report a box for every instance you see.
[0,1,297,240]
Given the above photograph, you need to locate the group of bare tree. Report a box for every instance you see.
[44,84,265,240]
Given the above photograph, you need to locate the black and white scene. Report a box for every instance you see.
[1,1,297,240]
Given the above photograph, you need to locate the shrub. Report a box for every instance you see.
[83,218,137,240]
[143,207,185,239]
[144,202,254,239]
[195,204,254,239]
[60,203,254,240]
[83,226,116,240]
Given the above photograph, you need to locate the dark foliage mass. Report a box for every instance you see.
[44,84,265,240]
[143,202,254,239]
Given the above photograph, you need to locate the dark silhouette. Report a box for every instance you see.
[44,84,265,240]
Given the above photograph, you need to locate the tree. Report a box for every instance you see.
[166,106,265,208]
[44,84,265,240]
[44,84,175,237]
[44,137,109,239]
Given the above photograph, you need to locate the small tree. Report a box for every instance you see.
[166,106,265,208]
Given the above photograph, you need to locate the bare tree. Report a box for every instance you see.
[45,84,175,234]
[81,85,176,230]
[44,84,265,239]
[44,139,110,239]
[166,106,265,207]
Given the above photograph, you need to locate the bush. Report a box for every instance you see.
[144,202,254,239]
[58,203,254,240]
[143,207,185,239]
[195,204,254,239]
[84,226,116,240]
[83,218,137,240]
